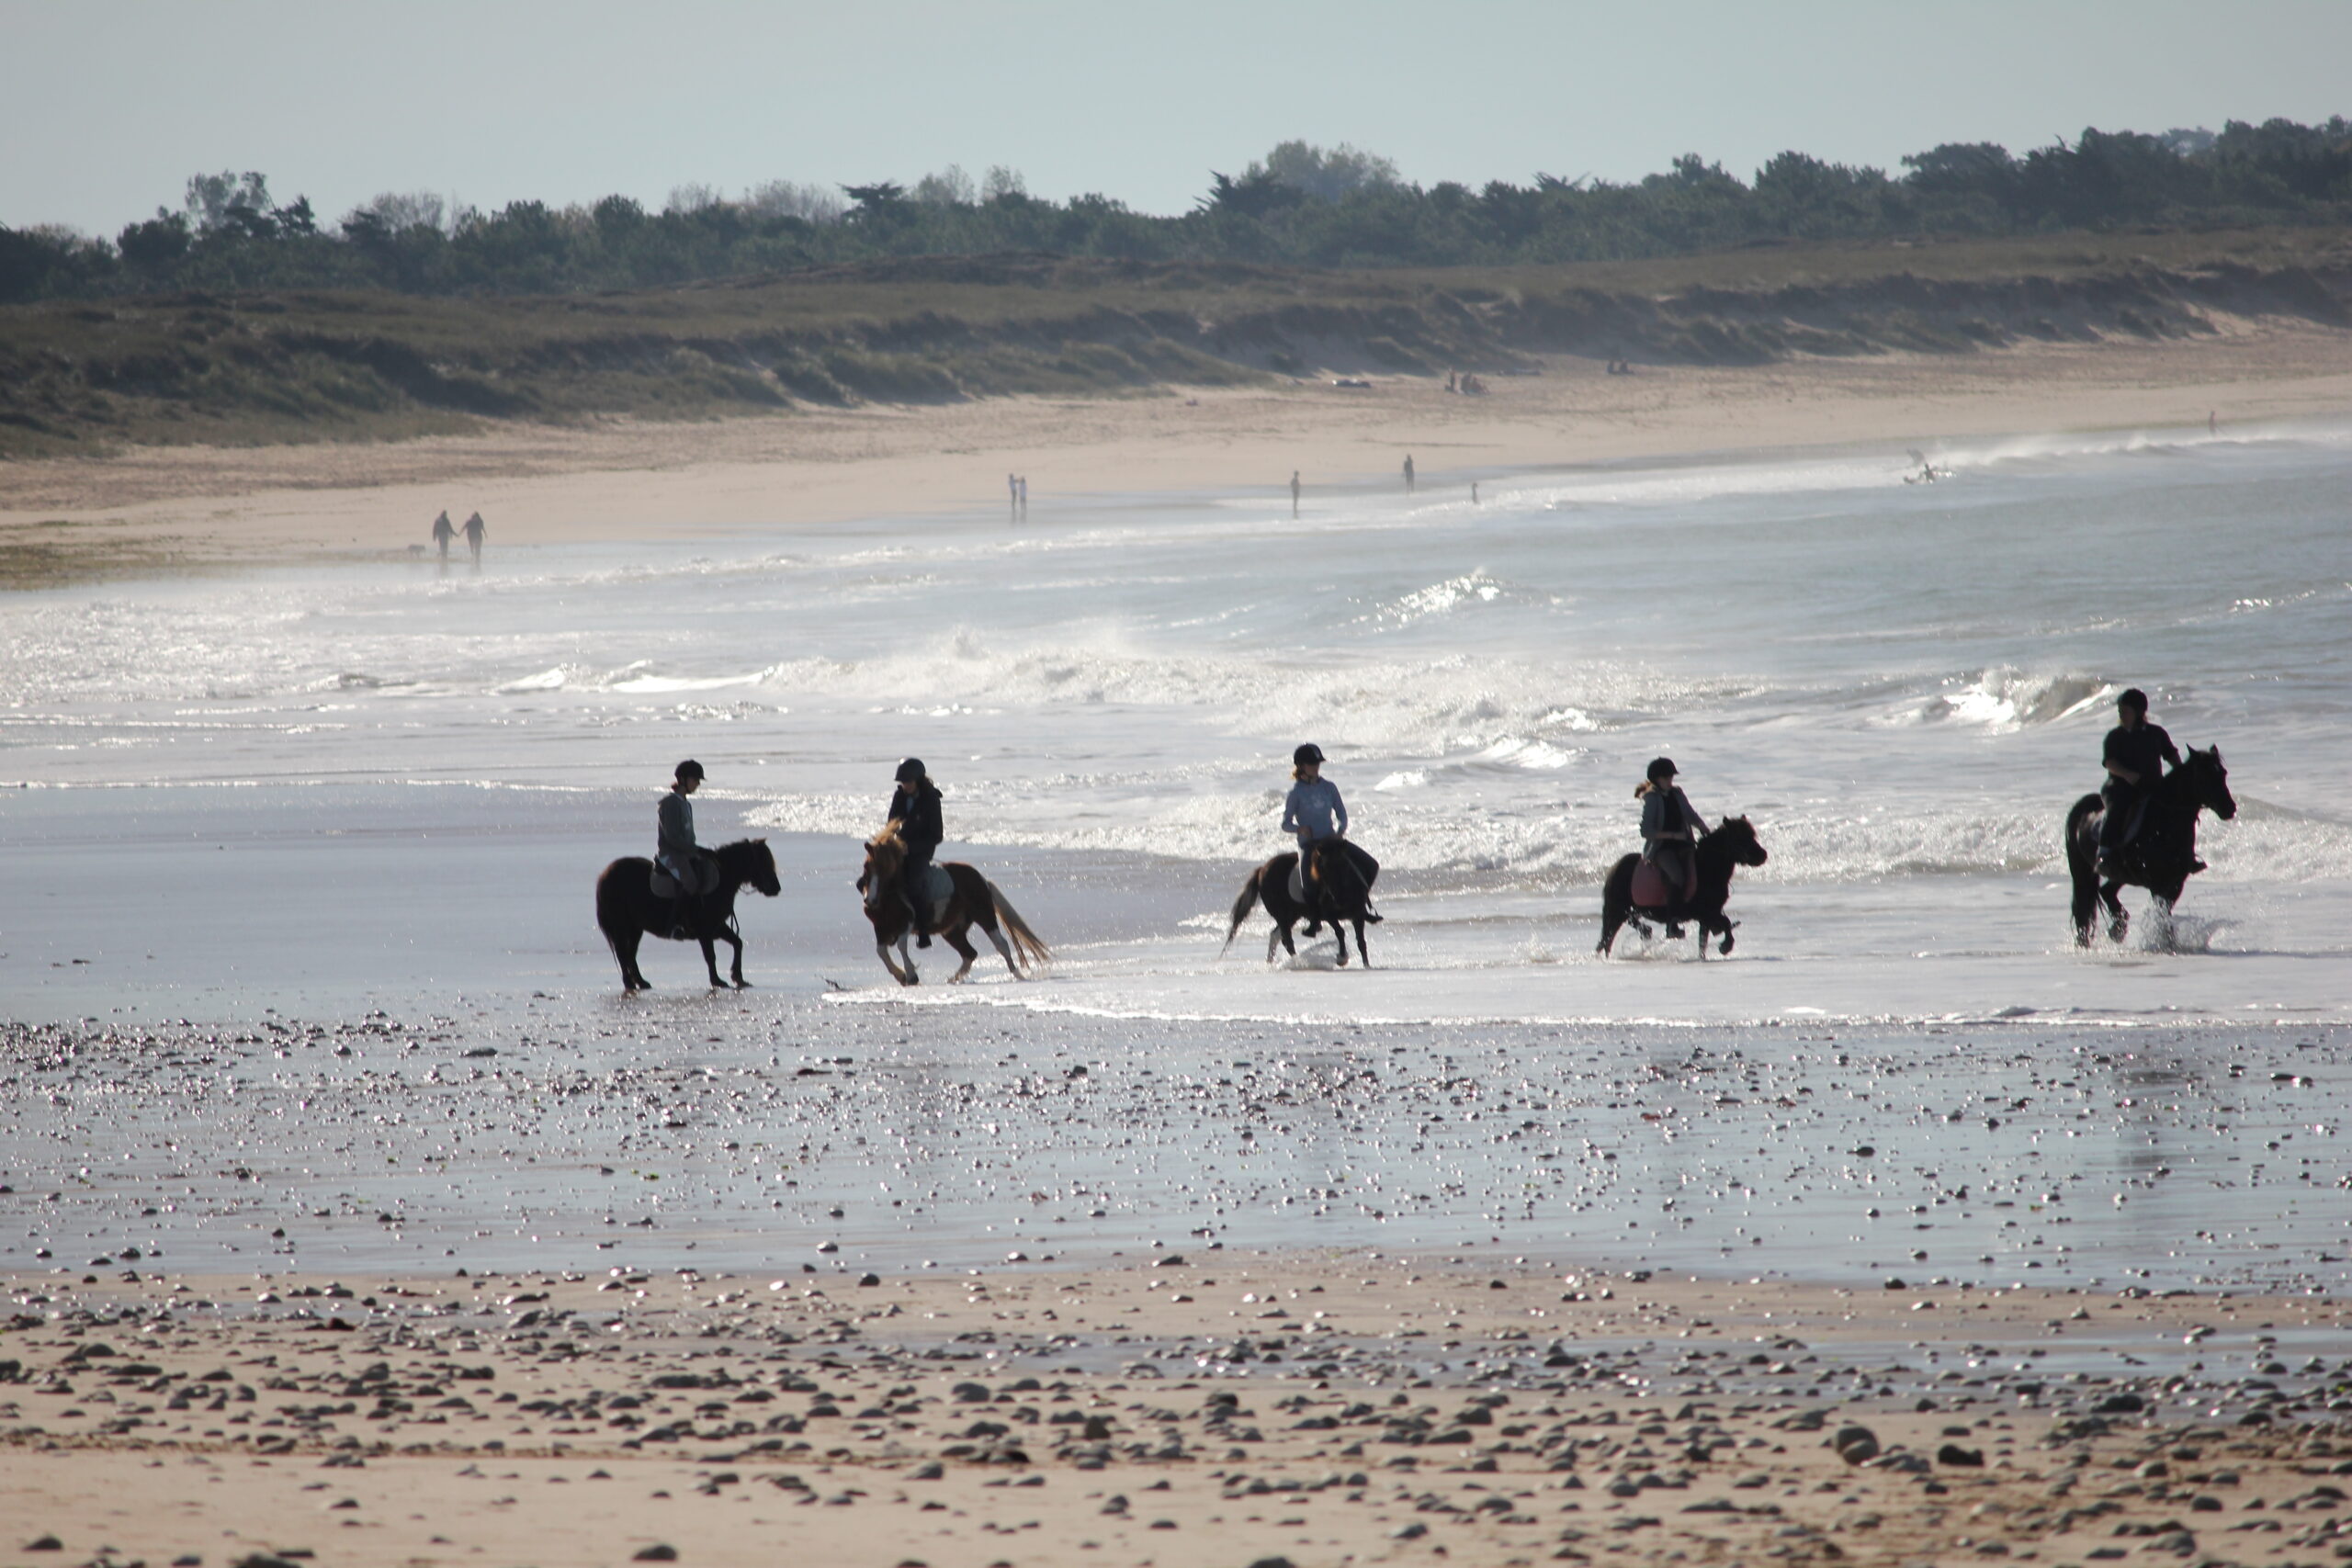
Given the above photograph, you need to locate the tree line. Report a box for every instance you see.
[4,121,2348,305]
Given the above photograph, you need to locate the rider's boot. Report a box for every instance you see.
[905,890,931,948]
[674,892,699,941]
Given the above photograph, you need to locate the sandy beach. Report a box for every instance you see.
[6,1250,2351,1568]
[3,327,2349,581]
[7,326,2352,1568]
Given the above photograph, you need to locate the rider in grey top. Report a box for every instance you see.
[659,760,707,931]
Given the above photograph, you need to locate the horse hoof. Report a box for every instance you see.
[733,979,752,989]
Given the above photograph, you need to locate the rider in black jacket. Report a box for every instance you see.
[2098,688,2181,874]
[887,758,944,947]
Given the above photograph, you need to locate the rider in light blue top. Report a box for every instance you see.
[1282,743,1382,919]
[1283,743,1347,851]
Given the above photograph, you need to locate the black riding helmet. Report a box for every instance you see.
[674,759,704,782]
[895,758,927,784]
[1293,743,1325,767]
[1646,757,1678,783]
[2117,688,2149,713]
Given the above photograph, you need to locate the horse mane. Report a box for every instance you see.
[868,820,906,852]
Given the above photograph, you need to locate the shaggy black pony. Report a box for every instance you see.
[1223,841,1381,968]
[1597,815,1769,958]
[595,838,782,992]
[2064,745,2234,947]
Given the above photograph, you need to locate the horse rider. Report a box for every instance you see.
[658,760,713,934]
[1636,757,1708,938]
[886,758,945,947]
[1283,744,1382,919]
[2098,687,2182,874]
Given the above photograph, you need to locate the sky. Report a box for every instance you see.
[5,0,2349,236]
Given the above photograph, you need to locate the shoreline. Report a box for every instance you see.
[3,327,2349,586]
[3,1253,2344,1568]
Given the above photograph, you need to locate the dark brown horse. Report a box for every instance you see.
[595,838,781,992]
[1598,815,1768,958]
[2065,745,2234,947]
[859,826,1048,985]
[1222,840,1381,968]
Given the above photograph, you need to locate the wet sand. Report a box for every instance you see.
[3,326,2349,583]
[5,1254,2350,1568]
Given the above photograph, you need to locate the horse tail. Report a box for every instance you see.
[1222,864,1265,953]
[2064,793,2104,871]
[986,883,1051,970]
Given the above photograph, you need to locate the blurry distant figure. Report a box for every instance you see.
[2209,410,2219,434]
[1008,472,1019,517]
[1403,454,1415,494]
[1017,475,1028,516]
[1471,481,1480,505]
[1290,470,1301,519]
[462,511,486,562]
[1903,449,1947,485]
[1459,372,1486,394]
[1445,370,1458,393]
[430,510,455,559]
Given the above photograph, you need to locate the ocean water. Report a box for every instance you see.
[6,420,2352,1290]
[5,419,2348,1023]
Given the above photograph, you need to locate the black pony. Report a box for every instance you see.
[2064,745,2234,946]
[595,838,782,992]
[1222,841,1381,968]
[1598,815,1769,958]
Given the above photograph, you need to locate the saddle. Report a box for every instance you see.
[649,856,716,901]
[1630,856,1699,910]
[909,863,954,927]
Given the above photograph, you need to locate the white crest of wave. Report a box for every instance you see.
[1358,572,1509,626]
[1884,669,2111,732]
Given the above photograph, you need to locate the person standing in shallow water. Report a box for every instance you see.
[430,510,455,559]
[462,511,485,563]
[1289,470,1301,518]
[1403,454,1415,494]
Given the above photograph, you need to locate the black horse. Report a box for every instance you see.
[1222,841,1381,968]
[1598,815,1769,958]
[2064,745,2234,947]
[595,838,782,992]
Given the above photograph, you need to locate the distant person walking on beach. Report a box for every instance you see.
[1290,470,1301,519]
[1008,472,1019,516]
[462,511,486,563]
[1403,455,1415,495]
[1017,475,1028,515]
[1471,481,1480,505]
[430,510,455,560]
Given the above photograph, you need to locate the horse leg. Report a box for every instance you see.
[943,924,979,984]
[1332,919,1351,967]
[617,929,650,992]
[898,932,920,986]
[696,931,727,988]
[981,919,1023,979]
[876,941,911,986]
[1270,919,1297,963]
[1352,918,1371,969]
[724,928,749,987]
[2103,880,2129,944]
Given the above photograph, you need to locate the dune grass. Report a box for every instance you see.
[3,228,2346,460]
